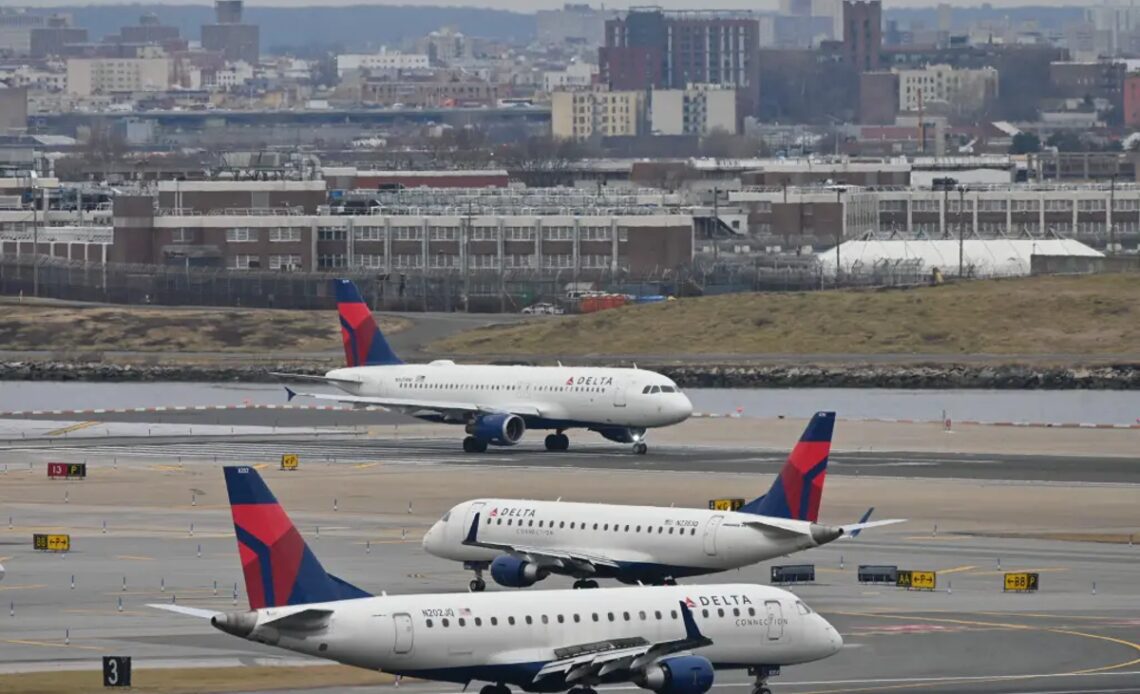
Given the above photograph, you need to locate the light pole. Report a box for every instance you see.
[28,171,39,298]
[835,186,844,280]
[1109,173,1116,255]
[958,185,965,278]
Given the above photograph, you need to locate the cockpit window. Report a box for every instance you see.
[650,386,661,394]
[441,511,451,522]
[795,601,811,615]
[642,386,652,394]
[660,385,675,393]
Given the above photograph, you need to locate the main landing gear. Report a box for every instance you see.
[479,684,510,694]
[463,436,489,453]
[544,432,570,451]
[568,687,598,694]
[572,579,600,589]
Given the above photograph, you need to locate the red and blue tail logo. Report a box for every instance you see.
[224,466,371,609]
[334,279,402,367]
[740,411,835,522]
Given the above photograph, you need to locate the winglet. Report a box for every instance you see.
[848,507,874,538]
[463,512,481,545]
[285,386,297,402]
[679,600,707,643]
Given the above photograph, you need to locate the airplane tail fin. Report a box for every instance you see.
[224,466,371,609]
[739,411,835,522]
[334,278,402,367]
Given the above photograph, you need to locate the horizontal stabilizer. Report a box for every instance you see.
[147,604,221,619]
[270,372,364,385]
[262,607,334,633]
[841,518,906,538]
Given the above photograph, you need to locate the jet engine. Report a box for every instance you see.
[469,413,526,446]
[591,426,646,444]
[636,656,715,694]
[489,555,546,588]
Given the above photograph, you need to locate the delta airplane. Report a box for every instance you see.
[278,279,692,454]
[424,412,904,591]
[152,467,842,694]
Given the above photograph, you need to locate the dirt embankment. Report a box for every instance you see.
[0,302,408,354]
[431,275,1140,359]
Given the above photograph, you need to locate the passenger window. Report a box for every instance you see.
[475,617,483,626]
[639,611,647,620]
[654,610,662,620]
[636,525,641,532]
[426,618,434,628]
[668,527,674,534]
[541,615,549,624]
[570,522,575,529]
[487,517,493,524]
[559,521,565,528]
[491,617,498,625]
[732,608,740,617]
[508,616,516,625]
[592,613,599,622]
[507,519,513,526]
[442,618,450,627]
[691,528,697,535]
[497,519,502,525]
[671,610,678,619]
[624,525,630,531]
[528,520,534,527]
[701,609,709,618]
[717,609,724,618]
[748,608,756,617]
[622,612,630,621]
[573,614,581,623]
[557,615,564,624]
[458,618,466,626]
[658,527,664,534]
[525,616,533,625]
[593,523,599,530]
[607,612,615,622]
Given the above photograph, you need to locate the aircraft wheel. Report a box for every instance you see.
[583,579,599,589]
[464,436,488,453]
[752,688,772,694]
[556,434,570,451]
[470,578,486,592]
[479,686,498,694]
[633,442,648,455]
[544,434,560,451]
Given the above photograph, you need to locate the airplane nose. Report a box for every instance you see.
[821,617,843,656]
[422,522,440,552]
[675,394,693,422]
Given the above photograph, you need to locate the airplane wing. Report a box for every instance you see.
[463,513,621,571]
[283,387,543,419]
[534,601,712,684]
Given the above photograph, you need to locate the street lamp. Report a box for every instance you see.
[958,185,966,278]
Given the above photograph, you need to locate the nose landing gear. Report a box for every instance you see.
[466,562,488,591]
[632,442,648,455]
[748,665,780,694]
[572,579,600,589]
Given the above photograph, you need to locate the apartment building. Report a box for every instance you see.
[66,55,173,96]
[651,85,738,136]
[895,64,999,115]
[551,88,645,140]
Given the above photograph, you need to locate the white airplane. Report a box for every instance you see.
[152,466,842,694]
[424,412,904,591]
[278,279,692,454]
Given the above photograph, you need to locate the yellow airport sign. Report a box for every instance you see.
[1004,572,1040,592]
[708,498,745,511]
[280,454,299,471]
[33,533,71,552]
[896,569,936,591]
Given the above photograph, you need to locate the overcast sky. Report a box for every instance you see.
[0,0,1109,10]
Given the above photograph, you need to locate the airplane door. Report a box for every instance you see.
[703,515,723,556]
[764,601,784,640]
[393,613,414,654]
[614,381,627,407]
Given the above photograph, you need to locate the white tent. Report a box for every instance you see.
[816,238,1103,278]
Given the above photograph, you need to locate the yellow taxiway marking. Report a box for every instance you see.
[5,639,106,652]
[148,464,185,472]
[253,463,269,470]
[44,420,100,437]
[936,564,977,575]
[967,567,1069,577]
[902,535,971,541]
[0,584,46,592]
[811,611,1140,694]
[0,555,10,561]
[354,462,379,469]
[977,611,1127,622]
[113,555,154,561]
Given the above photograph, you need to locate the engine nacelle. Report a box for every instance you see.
[637,656,715,694]
[592,426,646,444]
[489,555,545,588]
[469,413,526,446]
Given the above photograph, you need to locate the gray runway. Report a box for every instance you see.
[2,433,1138,485]
[2,507,1139,694]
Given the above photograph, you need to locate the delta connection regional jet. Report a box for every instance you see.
[423,412,904,591]
[151,466,843,694]
[278,279,692,454]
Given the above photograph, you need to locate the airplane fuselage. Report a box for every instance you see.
[424,499,837,584]
[215,584,841,690]
[326,363,692,431]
